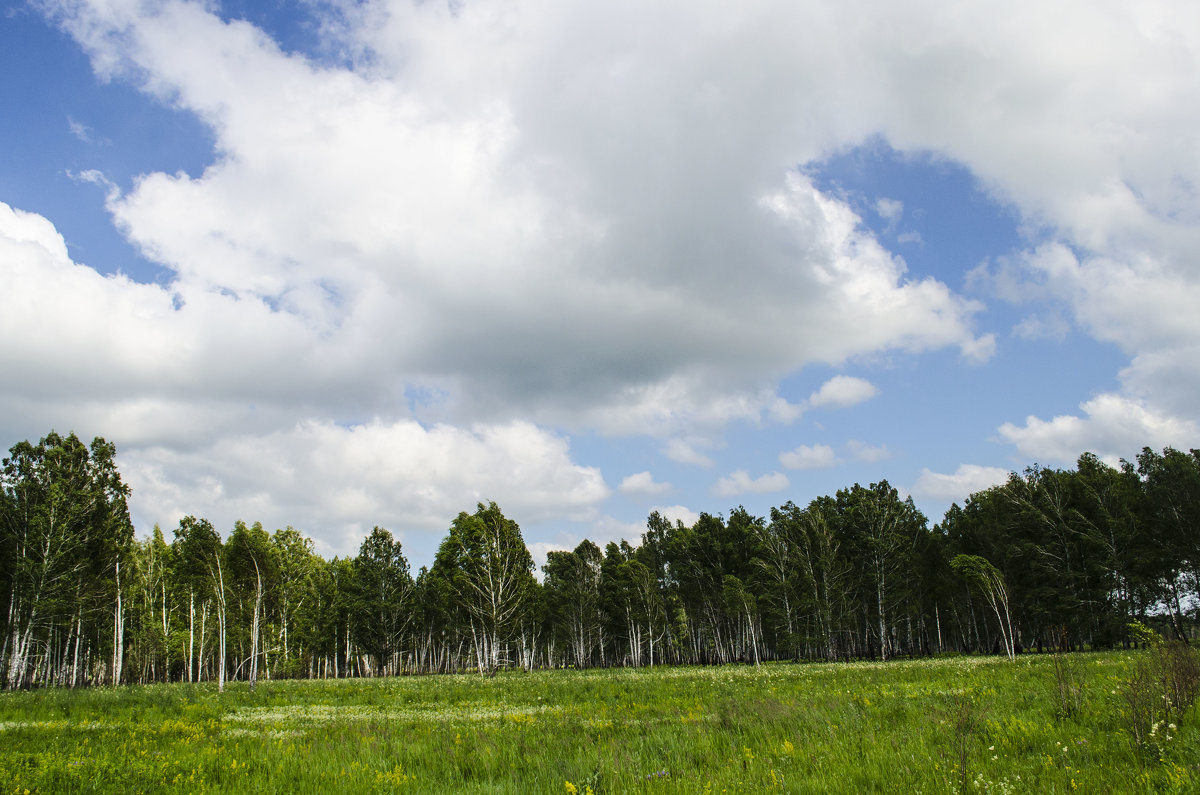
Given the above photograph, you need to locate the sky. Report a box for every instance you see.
[3,0,1200,570]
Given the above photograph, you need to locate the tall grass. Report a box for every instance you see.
[1,651,1196,793]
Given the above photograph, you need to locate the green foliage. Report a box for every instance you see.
[6,428,1200,691]
[543,541,604,668]
[351,527,413,674]
[1128,620,1163,648]
[431,502,536,673]
[952,554,1015,660]
[0,431,133,687]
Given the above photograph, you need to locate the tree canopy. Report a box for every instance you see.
[3,430,1199,688]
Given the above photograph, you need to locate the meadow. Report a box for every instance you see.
[0,650,1196,794]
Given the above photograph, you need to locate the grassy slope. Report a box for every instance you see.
[0,651,1195,793]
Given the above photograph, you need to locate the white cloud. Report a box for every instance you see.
[712,470,790,498]
[911,464,1012,501]
[42,0,990,432]
[807,376,879,410]
[768,397,806,424]
[997,393,1199,466]
[1012,313,1070,342]
[779,443,837,470]
[0,201,356,446]
[67,117,92,143]
[847,440,890,463]
[587,514,649,545]
[618,471,673,497]
[120,418,609,560]
[995,243,1200,424]
[68,168,116,194]
[770,376,878,424]
[1120,346,1200,420]
[662,439,715,468]
[958,332,997,364]
[875,197,903,226]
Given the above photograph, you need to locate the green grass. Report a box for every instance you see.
[0,651,1195,793]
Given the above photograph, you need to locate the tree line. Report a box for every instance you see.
[2,431,1198,689]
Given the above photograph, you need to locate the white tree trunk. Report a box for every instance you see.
[213,556,227,693]
[248,561,263,690]
[876,566,888,661]
[70,612,82,688]
[188,591,195,683]
[112,558,124,686]
[198,602,208,682]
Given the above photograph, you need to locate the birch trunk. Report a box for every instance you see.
[876,564,888,661]
[187,591,195,683]
[212,556,227,693]
[70,612,82,688]
[248,559,263,690]
[112,558,124,686]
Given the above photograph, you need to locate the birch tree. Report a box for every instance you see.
[0,433,132,689]
[173,516,225,688]
[272,527,316,676]
[951,554,1016,660]
[838,482,927,661]
[227,521,274,689]
[431,502,535,674]
[352,526,414,676]
[543,541,603,667]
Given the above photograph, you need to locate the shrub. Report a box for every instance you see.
[1120,632,1200,758]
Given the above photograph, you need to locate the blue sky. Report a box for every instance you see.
[3,0,1198,569]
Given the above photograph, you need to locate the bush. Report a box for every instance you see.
[1120,633,1200,758]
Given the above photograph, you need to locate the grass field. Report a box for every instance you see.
[0,651,1196,793]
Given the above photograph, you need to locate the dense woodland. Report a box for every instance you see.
[2,431,1199,690]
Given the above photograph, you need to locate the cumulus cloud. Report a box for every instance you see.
[770,375,878,424]
[996,244,1200,423]
[122,418,609,559]
[1012,313,1070,342]
[662,439,715,468]
[587,514,650,545]
[806,376,880,410]
[997,394,1199,466]
[875,197,903,227]
[712,470,790,498]
[779,443,837,470]
[41,0,990,427]
[768,398,807,424]
[911,464,1012,501]
[958,332,998,364]
[0,201,367,447]
[618,471,673,497]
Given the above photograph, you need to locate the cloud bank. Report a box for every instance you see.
[4,0,1200,556]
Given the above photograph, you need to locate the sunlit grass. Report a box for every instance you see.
[0,651,1196,793]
